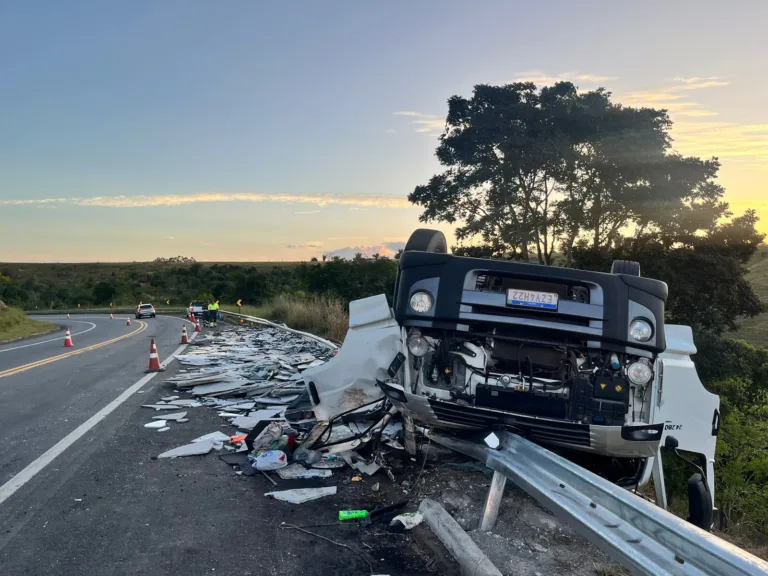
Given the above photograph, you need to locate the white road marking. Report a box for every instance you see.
[0,334,195,507]
[0,321,97,353]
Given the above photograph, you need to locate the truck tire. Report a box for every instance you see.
[611,260,641,276]
[404,229,448,253]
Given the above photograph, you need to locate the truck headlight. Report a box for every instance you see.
[409,291,433,314]
[627,360,653,386]
[629,319,653,342]
[407,335,429,357]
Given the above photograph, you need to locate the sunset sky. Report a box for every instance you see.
[1,1,766,262]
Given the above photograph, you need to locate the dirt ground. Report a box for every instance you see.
[369,441,629,576]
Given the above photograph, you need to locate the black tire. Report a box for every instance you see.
[611,260,641,276]
[151,314,156,318]
[404,228,448,253]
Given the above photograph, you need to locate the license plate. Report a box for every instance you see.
[506,288,558,310]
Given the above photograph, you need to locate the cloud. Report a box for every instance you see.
[393,111,444,133]
[294,210,320,214]
[165,236,175,240]
[286,241,324,249]
[512,70,617,85]
[326,236,369,241]
[385,129,396,134]
[200,242,215,247]
[0,191,411,210]
[619,76,730,117]
[326,242,404,259]
[612,76,767,168]
[670,76,731,90]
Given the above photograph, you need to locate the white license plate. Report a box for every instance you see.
[506,288,558,310]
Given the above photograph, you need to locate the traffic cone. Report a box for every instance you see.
[110,313,114,320]
[195,318,201,332]
[145,338,164,373]
[181,325,189,344]
[63,328,74,347]
[126,318,131,326]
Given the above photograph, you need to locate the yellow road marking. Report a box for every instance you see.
[0,321,148,380]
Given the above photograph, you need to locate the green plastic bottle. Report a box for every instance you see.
[339,509,369,521]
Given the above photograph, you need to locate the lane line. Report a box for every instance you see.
[0,334,195,507]
[0,321,97,354]
[0,322,147,379]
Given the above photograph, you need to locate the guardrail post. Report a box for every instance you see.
[479,470,506,531]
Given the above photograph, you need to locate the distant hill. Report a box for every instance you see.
[732,244,768,347]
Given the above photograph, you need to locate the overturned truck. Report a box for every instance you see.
[301,229,720,526]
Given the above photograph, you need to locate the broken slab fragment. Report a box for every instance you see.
[142,404,183,411]
[144,420,167,429]
[191,431,231,444]
[158,440,214,458]
[276,464,332,479]
[264,486,337,504]
[155,411,188,421]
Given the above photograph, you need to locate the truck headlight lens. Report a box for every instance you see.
[627,360,653,385]
[409,291,433,314]
[629,319,653,342]
[407,335,429,357]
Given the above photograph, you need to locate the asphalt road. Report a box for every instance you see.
[0,317,452,576]
[0,314,188,485]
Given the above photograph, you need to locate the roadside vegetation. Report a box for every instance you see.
[732,245,768,347]
[223,295,349,343]
[0,303,59,344]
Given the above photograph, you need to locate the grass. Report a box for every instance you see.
[731,245,768,347]
[223,295,349,343]
[0,305,59,344]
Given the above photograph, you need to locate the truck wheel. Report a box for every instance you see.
[611,260,641,276]
[404,229,448,253]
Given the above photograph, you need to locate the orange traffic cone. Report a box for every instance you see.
[110,313,114,320]
[126,318,131,326]
[181,325,189,344]
[195,318,201,332]
[63,328,74,347]
[145,338,164,373]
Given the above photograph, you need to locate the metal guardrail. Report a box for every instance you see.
[427,430,768,576]
[219,310,339,351]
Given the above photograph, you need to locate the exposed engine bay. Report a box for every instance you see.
[407,329,654,430]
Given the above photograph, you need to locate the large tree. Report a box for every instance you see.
[409,82,730,264]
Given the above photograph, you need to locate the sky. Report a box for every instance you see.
[1,1,766,262]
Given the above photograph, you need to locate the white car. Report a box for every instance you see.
[135,303,156,319]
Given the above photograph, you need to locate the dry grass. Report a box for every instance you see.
[224,295,349,343]
[732,245,768,347]
[0,306,59,344]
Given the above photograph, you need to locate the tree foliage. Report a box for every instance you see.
[410,82,746,266]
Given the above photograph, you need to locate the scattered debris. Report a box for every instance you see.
[389,512,423,532]
[265,487,337,504]
[153,411,187,421]
[158,440,214,458]
[276,463,332,479]
[254,450,288,470]
[191,431,230,444]
[158,427,170,432]
[142,404,182,411]
[144,420,167,429]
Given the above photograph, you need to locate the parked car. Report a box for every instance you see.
[135,303,156,319]
[188,301,206,318]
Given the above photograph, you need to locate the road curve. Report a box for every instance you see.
[0,314,192,486]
